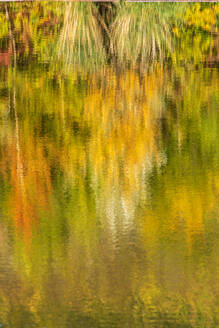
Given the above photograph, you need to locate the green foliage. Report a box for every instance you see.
[1,3,219,70]
[57,3,106,70]
[111,3,179,64]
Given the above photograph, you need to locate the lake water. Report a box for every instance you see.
[0,3,218,328]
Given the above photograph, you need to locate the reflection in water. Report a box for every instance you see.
[0,3,219,328]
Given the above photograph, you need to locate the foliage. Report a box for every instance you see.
[0,3,219,328]
[185,3,218,32]
[1,3,219,69]
[111,3,177,64]
[58,3,106,69]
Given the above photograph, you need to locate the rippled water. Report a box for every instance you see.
[0,4,219,328]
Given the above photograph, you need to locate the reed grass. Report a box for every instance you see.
[58,3,106,69]
[111,4,183,65]
[57,3,185,70]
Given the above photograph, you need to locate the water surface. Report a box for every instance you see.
[0,3,219,328]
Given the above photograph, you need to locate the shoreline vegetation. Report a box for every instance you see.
[0,3,219,71]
